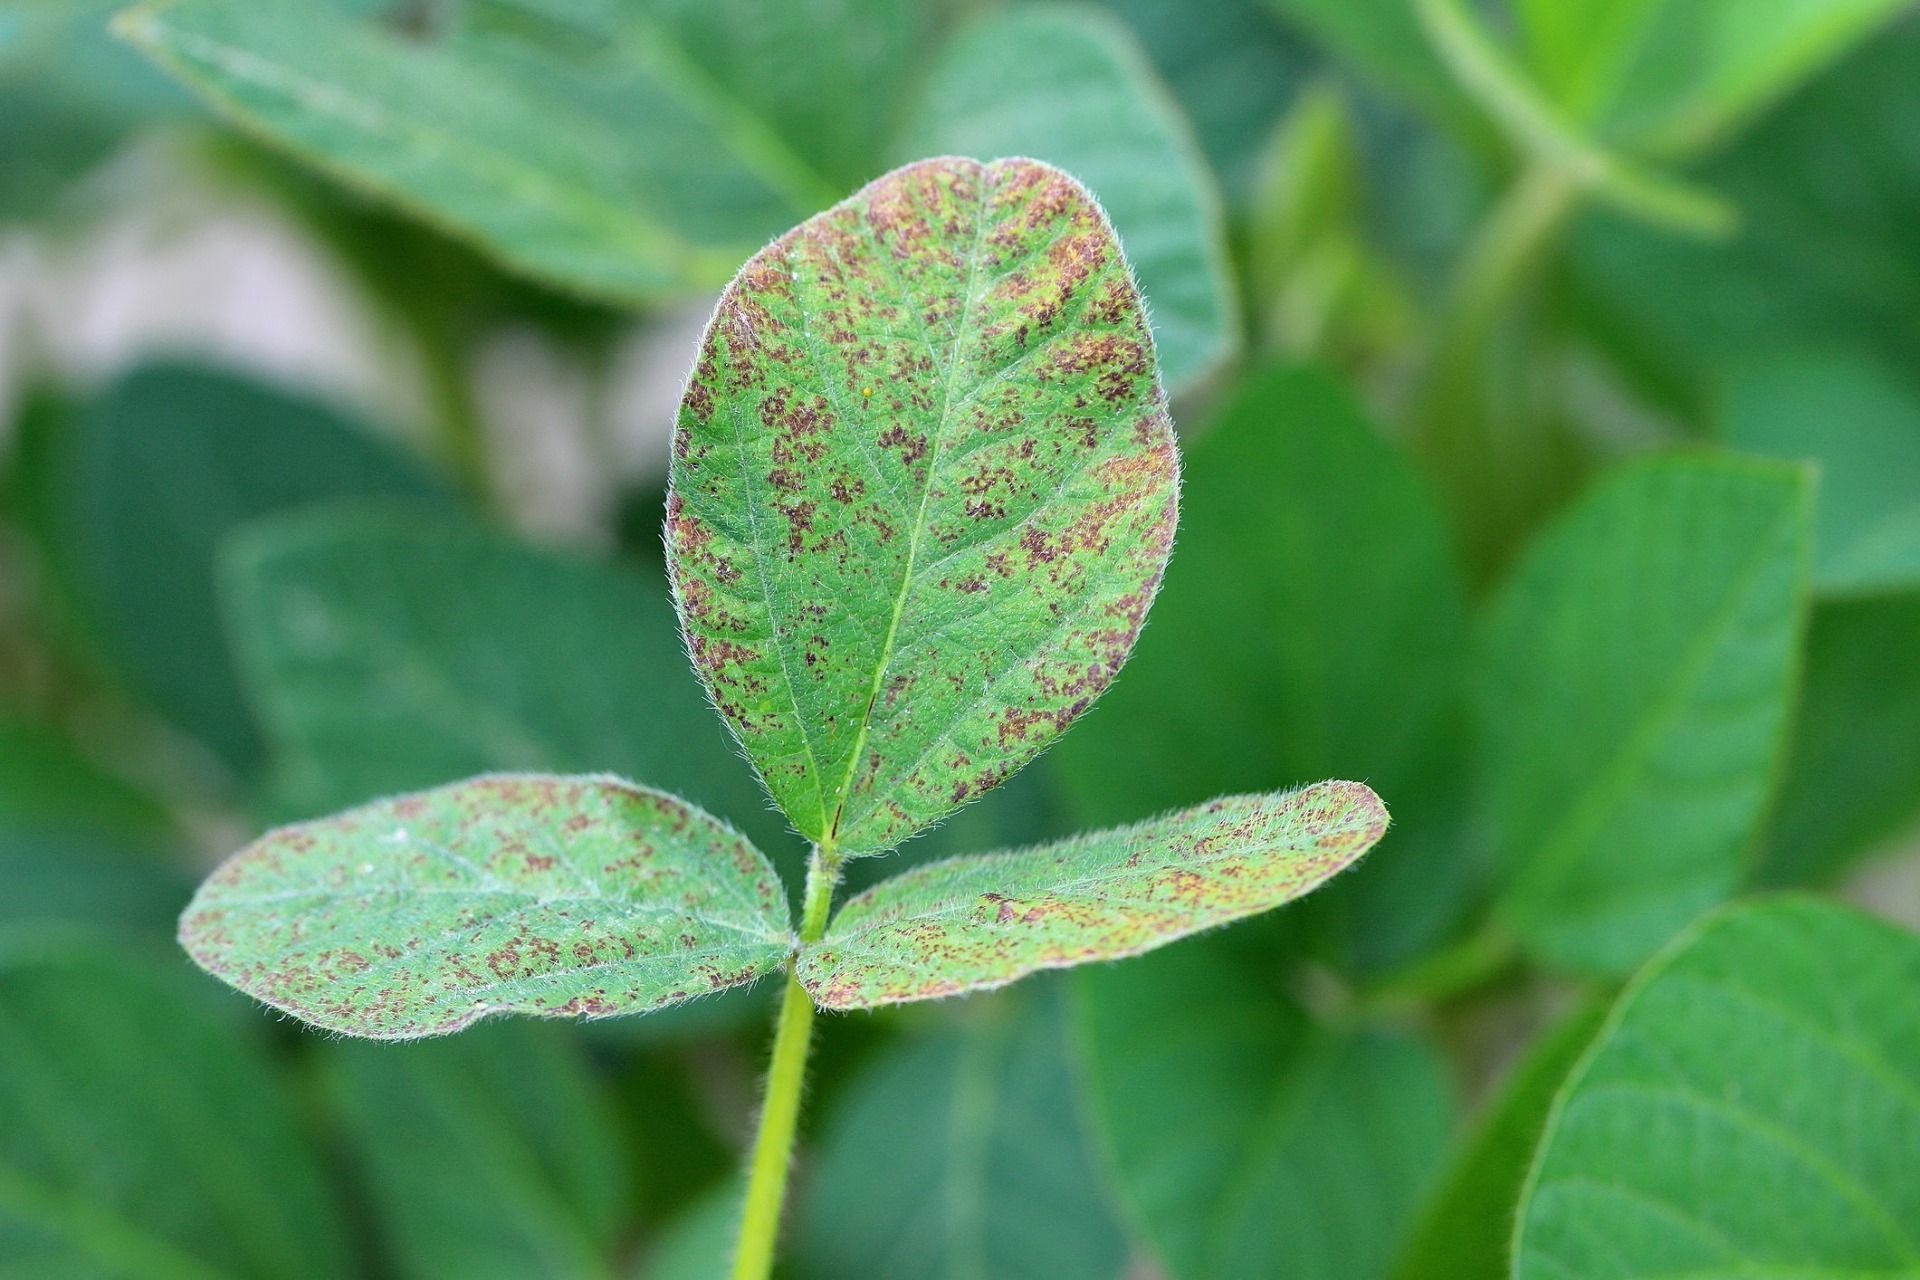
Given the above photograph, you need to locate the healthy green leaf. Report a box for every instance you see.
[1514,0,1910,157]
[1051,365,1471,975]
[45,363,443,775]
[0,716,169,842]
[178,774,792,1038]
[1389,996,1611,1280]
[668,155,1180,856]
[796,984,1130,1280]
[0,937,349,1280]
[1094,0,1313,200]
[1480,455,1812,973]
[0,828,188,936]
[113,0,830,301]
[1077,940,1455,1280]
[1757,595,1920,888]
[219,504,789,858]
[1725,353,1920,596]
[896,7,1239,391]
[1263,0,1476,136]
[326,1021,630,1280]
[799,782,1386,1010]
[1515,896,1920,1279]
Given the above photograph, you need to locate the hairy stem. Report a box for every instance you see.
[732,845,840,1280]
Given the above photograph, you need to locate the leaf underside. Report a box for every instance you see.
[178,774,791,1039]
[668,154,1179,857]
[798,781,1387,1010]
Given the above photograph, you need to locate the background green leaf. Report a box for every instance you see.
[219,503,788,859]
[668,156,1179,856]
[178,774,792,1038]
[1515,897,1920,1279]
[114,0,827,301]
[326,1020,630,1280]
[1480,455,1812,973]
[42,363,443,776]
[896,6,1239,392]
[1389,996,1611,1280]
[796,983,1131,1280]
[0,936,349,1280]
[1755,594,1920,888]
[1052,365,1473,975]
[801,782,1386,1010]
[1724,352,1920,596]
[629,1183,740,1280]
[1077,941,1455,1280]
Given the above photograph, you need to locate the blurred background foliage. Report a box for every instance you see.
[3,0,1920,1276]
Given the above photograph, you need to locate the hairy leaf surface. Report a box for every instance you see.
[799,782,1384,1010]
[897,7,1238,391]
[179,774,792,1038]
[1480,456,1811,973]
[669,155,1179,856]
[1516,897,1920,1279]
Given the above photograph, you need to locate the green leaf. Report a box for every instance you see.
[178,774,792,1038]
[326,1021,629,1280]
[1757,595,1920,888]
[113,0,832,301]
[1263,0,1476,136]
[1480,456,1812,973]
[1514,0,1910,157]
[667,156,1180,856]
[796,984,1130,1280]
[46,362,443,775]
[1094,0,1313,200]
[895,6,1239,392]
[1724,353,1920,596]
[799,782,1386,1010]
[1051,366,1471,975]
[1389,996,1611,1280]
[1077,941,1455,1280]
[0,936,349,1280]
[0,716,169,841]
[0,828,189,936]
[219,504,788,858]
[1515,896,1920,1278]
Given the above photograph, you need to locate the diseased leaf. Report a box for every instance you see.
[668,156,1179,856]
[1724,353,1920,596]
[326,1021,630,1280]
[1389,996,1611,1280]
[799,782,1385,1011]
[896,6,1239,391]
[114,0,824,301]
[220,504,791,859]
[1480,456,1812,973]
[1051,366,1472,976]
[1514,0,1909,157]
[1757,595,1920,888]
[0,937,349,1280]
[1077,941,1455,1280]
[44,363,443,774]
[795,984,1130,1280]
[178,774,792,1038]
[1515,897,1920,1279]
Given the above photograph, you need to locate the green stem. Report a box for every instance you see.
[732,845,840,1280]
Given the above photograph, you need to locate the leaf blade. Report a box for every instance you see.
[798,782,1385,1010]
[178,774,792,1039]
[668,155,1179,855]
[1480,455,1812,973]
[1515,897,1920,1278]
